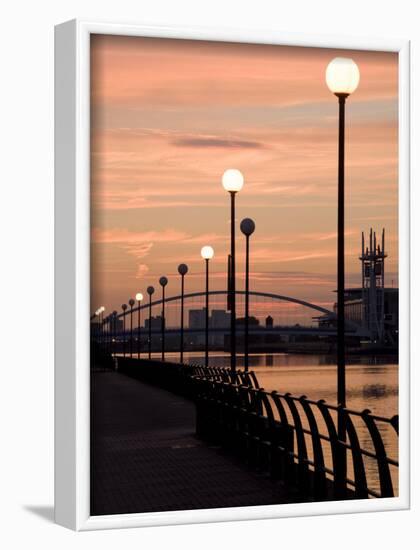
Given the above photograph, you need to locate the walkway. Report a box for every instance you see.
[91,371,291,516]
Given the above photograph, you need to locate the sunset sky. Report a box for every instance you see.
[90,35,398,321]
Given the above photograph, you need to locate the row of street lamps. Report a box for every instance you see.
[97,208,256,369]
[93,57,360,410]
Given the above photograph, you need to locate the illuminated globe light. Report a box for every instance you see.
[326,57,360,95]
[136,292,144,302]
[222,169,244,193]
[201,245,215,260]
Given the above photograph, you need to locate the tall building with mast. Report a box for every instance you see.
[360,228,387,342]
[317,228,398,346]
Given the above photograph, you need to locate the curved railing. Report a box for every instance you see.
[193,376,398,500]
[116,358,398,501]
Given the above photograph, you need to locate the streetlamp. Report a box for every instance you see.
[136,292,144,359]
[159,277,168,361]
[94,308,100,345]
[111,310,118,357]
[222,168,244,372]
[177,264,188,363]
[201,246,214,368]
[326,57,360,409]
[99,306,105,347]
[128,298,135,358]
[146,286,155,359]
[104,315,109,355]
[121,304,127,358]
[240,218,255,372]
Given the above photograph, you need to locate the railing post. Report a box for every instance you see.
[317,400,347,499]
[361,410,394,497]
[299,396,328,500]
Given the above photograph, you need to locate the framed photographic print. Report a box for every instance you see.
[54,19,410,531]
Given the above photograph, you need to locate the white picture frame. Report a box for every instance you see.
[54,18,411,531]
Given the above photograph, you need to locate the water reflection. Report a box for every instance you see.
[164,351,398,416]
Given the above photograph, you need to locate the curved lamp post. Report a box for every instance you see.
[240,218,255,372]
[201,246,214,368]
[222,168,244,372]
[146,286,155,359]
[159,277,168,361]
[326,57,360,410]
[128,298,135,358]
[121,304,128,358]
[177,264,188,363]
[136,292,144,359]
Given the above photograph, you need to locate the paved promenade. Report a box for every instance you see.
[91,371,290,516]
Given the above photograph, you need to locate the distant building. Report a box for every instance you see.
[110,317,123,333]
[317,229,398,345]
[144,315,163,330]
[210,309,230,329]
[265,315,274,328]
[189,308,231,347]
[210,309,231,346]
[189,308,205,329]
[333,288,398,344]
[237,316,260,326]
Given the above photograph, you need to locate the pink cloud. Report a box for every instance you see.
[91,227,188,244]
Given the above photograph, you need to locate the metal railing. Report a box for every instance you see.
[116,358,398,501]
[193,376,398,500]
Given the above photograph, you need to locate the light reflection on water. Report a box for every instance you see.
[165,351,398,417]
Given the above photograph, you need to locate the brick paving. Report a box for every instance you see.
[91,371,290,515]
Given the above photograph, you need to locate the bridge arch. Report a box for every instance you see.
[117,289,334,318]
[114,289,367,333]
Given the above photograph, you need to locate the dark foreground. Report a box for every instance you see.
[91,371,292,516]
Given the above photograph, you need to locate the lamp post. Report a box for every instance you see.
[240,218,255,372]
[99,306,105,348]
[136,292,143,359]
[222,169,244,372]
[104,315,109,355]
[178,264,188,363]
[147,286,155,359]
[326,57,360,410]
[128,298,135,358]
[112,310,118,357]
[159,277,168,361]
[326,58,359,495]
[94,308,100,345]
[121,304,127,358]
[201,246,214,368]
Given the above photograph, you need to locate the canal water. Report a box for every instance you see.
[164,351,399,496]
[166,351,398,416]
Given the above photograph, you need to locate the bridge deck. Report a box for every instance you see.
[91,371,292,515]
